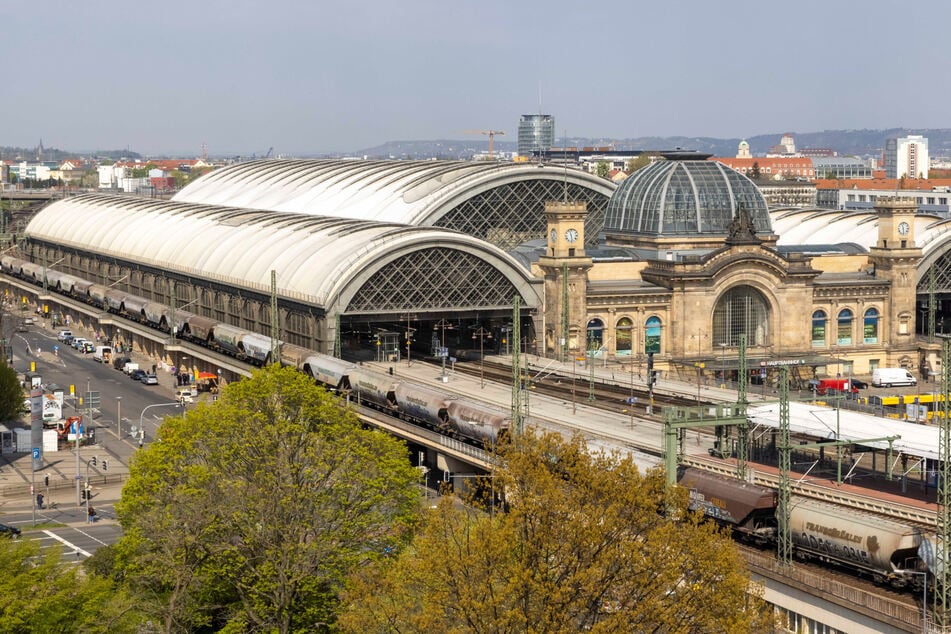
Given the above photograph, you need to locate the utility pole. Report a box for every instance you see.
[511,297,523,438]
[270,270,279,364]
[935,335,951,625]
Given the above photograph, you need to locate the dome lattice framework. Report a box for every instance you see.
[439,180,608,250]
[604,159,771,236]
[346,248,520,313]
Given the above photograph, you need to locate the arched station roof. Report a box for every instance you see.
[173,159,617,250]
[25,194,542,315]
[771,207,951,255]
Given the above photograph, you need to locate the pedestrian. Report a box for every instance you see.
[151,364,157,375]
[36,493,44,509]
[88,506,96,521]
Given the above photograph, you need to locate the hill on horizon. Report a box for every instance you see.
[341,128,951,161]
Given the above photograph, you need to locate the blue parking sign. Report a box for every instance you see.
[32,447,39,460]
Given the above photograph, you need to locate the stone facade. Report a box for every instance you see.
[542,197,923,381]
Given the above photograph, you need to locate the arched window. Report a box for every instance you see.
[811,310,826,347]
[712,285,770,346]
[616,317,633,356]
[863,308,879,344]
[586,318,604,348]
[645,316,662,354]
[837,309,853,345]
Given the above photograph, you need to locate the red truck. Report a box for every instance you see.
[812,378,858,396]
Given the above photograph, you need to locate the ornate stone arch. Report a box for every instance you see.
[712,285,771,347]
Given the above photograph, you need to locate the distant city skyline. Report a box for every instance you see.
[1,1,948,157]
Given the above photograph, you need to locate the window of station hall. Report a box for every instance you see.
[645,316,662,354]
[863,308,879,344]
[586,318,604,350]
[615,317,633,356]
[837,308,853,345]
[812,310,827,347]
[712,285,770,347]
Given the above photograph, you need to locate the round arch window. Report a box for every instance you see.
[712,286,770,347]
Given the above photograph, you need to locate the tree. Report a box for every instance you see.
[0,361,22,421]
[595,160,611,179]
[0,535,118,632]
[750,161,761,180]
[114,364,421,633]
[626,153,652,173]
[339,431,771,633]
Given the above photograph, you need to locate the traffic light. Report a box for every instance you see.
[649,370,658,387]
[102,459,107,471]
[44,474,49,488]
[91,456,97,466]
[647,352,654,372]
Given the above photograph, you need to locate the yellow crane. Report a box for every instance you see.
[464,130,506,160]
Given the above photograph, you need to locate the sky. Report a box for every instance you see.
[3,0,950,157]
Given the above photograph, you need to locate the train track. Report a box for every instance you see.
[452,358,707,416]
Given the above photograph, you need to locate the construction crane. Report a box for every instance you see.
[263,147,273,159]
[464,130,506,160]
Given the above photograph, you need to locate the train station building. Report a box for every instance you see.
[12,154,951,385]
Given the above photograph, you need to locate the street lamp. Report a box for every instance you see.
[434,319,453,382]
[115,396,122,439]
[471,326,492,389]
[137,402,182,447]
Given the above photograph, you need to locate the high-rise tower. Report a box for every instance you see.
[517,114,555,159]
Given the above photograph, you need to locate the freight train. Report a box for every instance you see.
[0,256,511,446]
[678,467,934,591]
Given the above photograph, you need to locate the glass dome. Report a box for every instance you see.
[603,158,771,236]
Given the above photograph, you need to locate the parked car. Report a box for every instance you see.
[140,374,159,386]
[130,369,148,382]
[113,356,131,371]
[0,523,21,538]
[850,379,869,389]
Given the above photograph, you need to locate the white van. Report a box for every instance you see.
[871,368,917,388]
[57,330,72,341]
[175,388,196,403]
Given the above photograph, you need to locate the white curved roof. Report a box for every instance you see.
[173,159,616,225]
[771,207,951,256]
[26,194,540,310]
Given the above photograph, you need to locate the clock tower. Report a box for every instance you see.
[868,197,922,362]
[537,201,592,357]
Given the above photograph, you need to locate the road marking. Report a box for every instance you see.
[70,525,109,546]
[42,529,91,557]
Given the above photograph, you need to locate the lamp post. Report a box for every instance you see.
[434,319,452,382]
[471,326,491,389]
[115,396,122,439]
[138,402,182,446]
[719,342,729,387]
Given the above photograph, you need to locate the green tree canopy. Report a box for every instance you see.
[0,360,23,421]
[595,160,611,179]
[0,536,118,633]
[340,431,770,633]
[625,153,652,173]
[113,364,421,633]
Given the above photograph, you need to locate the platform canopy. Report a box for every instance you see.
[749,400,938,462]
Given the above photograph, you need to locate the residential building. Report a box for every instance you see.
[884,135,929,179]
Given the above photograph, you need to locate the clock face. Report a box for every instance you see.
[898,221,910,236]
[565,228,579,243]
[550,228,557,243]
